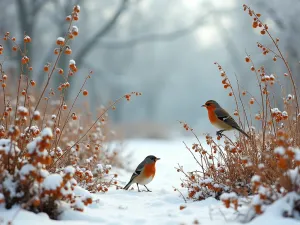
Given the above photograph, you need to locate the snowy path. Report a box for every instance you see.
[0,139,298,225]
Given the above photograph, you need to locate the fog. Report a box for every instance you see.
[0,0,299,138]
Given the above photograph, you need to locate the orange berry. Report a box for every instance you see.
[1,83,6,88]
[72,114,78,120]
[273,57,277,61]
[12,37,16,41]
[252,21,258,28]
[12,46,17,51]
[21,90,26,95]
[73,5,80,13]
[83,90,88,96]
[24,36,31,43]
[242,91,246,96]
[28,67,33,71]
[3,75,7,80]
[21,56,29,64]
[44,65,49,72]
[32,199,40,207]
[56,37,65,46]
[64,48,72,55]
[72,31,78,36]
[30,80,36,86]
[66,15,71,21]
[63,104,67,110]
[245,56,250,62]
[260,30,266,35]
[58,69,64,75]
[33,112,40,121]
[229,92,233,96]
[68,33,74,39]
[264,24,269,30]
[54,48,59,55]
[72,66,78,73]
[251,66,255,71]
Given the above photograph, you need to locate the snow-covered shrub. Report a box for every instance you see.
[0,4,140,219]
[178,4,300,223]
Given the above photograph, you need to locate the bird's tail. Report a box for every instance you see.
[123,180,133,190]
[235,127,250,138]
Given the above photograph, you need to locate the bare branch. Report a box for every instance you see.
[96,10,222,49]
[74,0,129,66]
[33,0,54,16]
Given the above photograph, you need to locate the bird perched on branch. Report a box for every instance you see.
[124,155,160,192]
[202,100,250,138]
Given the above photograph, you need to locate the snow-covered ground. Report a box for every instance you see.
[0,138,298,225]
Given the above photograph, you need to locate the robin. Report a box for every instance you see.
[124,155,160,192]
[202,100,250,138]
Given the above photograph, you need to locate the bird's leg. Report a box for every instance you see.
[144,185,152,192]
[137,184,141,192]
[216,130,225,138]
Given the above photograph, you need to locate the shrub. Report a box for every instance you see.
[177,4,300,222]
[0,4,140,219]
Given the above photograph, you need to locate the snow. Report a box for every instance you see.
[0,139,20,155]
[72,26,79,32]
[42,174,63,190]
[0,138,299,224]
[41,127,53,138]
[17,106,28,113]
[27,137,42,154]
[274,146,285,155]
[19,164,36,177]
[57,37,65,42]
[251,175,261,183]
[33,111,40,116]
[220,192,237,200]
[64,166,75,175]
[69,59,76,65]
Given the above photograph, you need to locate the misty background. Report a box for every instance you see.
[0,0,299,138]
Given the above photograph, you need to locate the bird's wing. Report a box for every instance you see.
[214,107,240,129]
[129,160,145,181]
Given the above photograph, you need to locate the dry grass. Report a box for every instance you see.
[0,4,140,219]
[177,4,300,222]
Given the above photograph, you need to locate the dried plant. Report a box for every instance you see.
[177,4,300,222]
[0,4,140,219]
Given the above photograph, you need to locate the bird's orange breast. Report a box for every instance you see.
[143,162,156,178]
[206,107,218,123]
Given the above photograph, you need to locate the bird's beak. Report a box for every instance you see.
[201,104,206,107]
[156,158,160,161]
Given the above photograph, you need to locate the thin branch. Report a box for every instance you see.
[74,0,129,66]
[98,11,216,49]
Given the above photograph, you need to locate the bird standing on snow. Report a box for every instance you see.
[124,155,160,192]
[202,100,250,138]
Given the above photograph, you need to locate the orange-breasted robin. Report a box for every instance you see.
[124,155,160,192]
[202,100,250,138]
